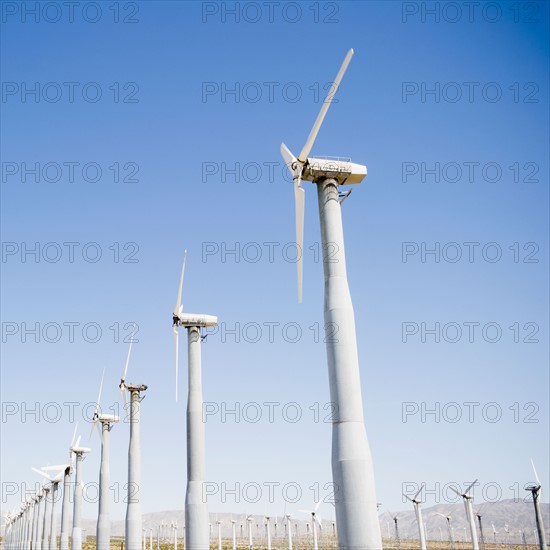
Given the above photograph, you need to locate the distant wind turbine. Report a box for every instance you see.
[91,368,120,550]
[172,251,217,550]
[299,502,322,550]
[450,481,479,550]
[527,460,547,550]
[119,339,147,550]
[403,485,427,550]
[436,511,454,550]
[70,434,91,550]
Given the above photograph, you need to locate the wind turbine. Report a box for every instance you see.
[474,508,485,549]
[119,339,147,550]
[285,515,293,550]
[450,481,479,550]
[436,511,454,550]
[70,433,91,550]
[37,425,79,550]
[231,519,237,550]
[491,523,498,545]
[246,515,253,550]
[403,485,427,550]
[32,468,65,550]
[216,520,222,550]
[264,516,272,550]
[279,48,380,550]
[388,510,400,547]
[91,368,120,550]
[172,251,217,550]
[299,503,322,550]
[526,460,547,550]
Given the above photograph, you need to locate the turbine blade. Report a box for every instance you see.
[174,250,187,317]
[70,422,78,447]
[531,459,541,485]
[449,486,463,497]
[280,142,297,170]
[414,483,424,500]
[298,48,354,163]
[94,368,105,416]
[41,465,69,471]
[465,479,478,495]
[74,435,81,449]
[31,468,52,481]
[294,180,305,303]
[174,328,179,402]
[121,340,133,386]
[314,500,322,512]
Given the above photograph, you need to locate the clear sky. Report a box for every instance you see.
[1,0,548,523]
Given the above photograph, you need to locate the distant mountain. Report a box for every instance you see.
[3,500,548,543]
[379,500,549,544]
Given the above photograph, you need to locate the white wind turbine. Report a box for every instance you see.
[403,485,427,550]
[91,368,120,550]
[172,251,217,550]
[45,425,79,550]
[119,339,147,550]
[279,48,380,550]
[387,510,400,547]
[491,523,498,545]
[264,516,272,550]
[246,515,253,550]
[299,502,322,550]
[31,468,65,550]
[69,433,91,550]
[436,511,454,550]
[285,515,293,550]
[450,481,479,550]
[474,508,485,549]
[526,460,547,550]
[216,520,222,550]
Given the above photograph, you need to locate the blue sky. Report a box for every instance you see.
[1,0,548,522]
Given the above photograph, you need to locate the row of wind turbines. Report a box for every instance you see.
[396,468,547,550]
[3,46,546,550]
[5,46,382,550]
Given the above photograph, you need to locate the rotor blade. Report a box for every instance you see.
[403,494,413,502]
[174,327,179,403]
[449,486,463,497]
[280,142,297,171]
[294,179,305,304]
[314,500,322,512]
[89,418,97,439]
[74,435,81,449]
[174,250,187,317]
[464,479,478,495]
[31,468,52,482]
[70,422,78,447]
[531,459,541,486]
[121,340,133,386]
[414,483,424,500]
[94,368,105,416]
[41,465,69,471]
[298,48,354,163]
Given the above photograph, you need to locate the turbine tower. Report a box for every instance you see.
[436,511,454,550]
[285,515,293,550]
[70,435,91,550]
[451,481,479,550]
[299,503,322,550]
[279,48,381,550]
[474,509,485,550]
[119,340,147,550]
[172,251,217,550]
[388,511,400,547]
[91,368,120,550]
[526,460,547,550]
[403,485,427,550]
[32,468,65,550]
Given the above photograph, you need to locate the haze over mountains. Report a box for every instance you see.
[4,499,547,542]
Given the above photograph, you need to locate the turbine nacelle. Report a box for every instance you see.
[300,156,367,186]
[70,446,91,454]
[175,313,218,328]
[97,413,120,423]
